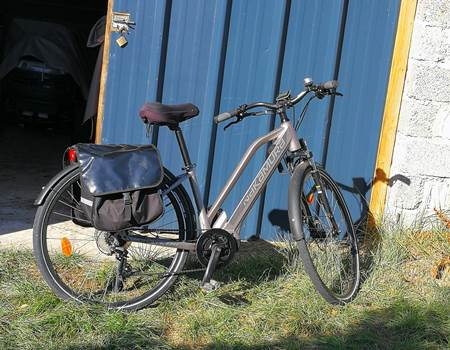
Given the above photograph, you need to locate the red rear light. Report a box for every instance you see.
[68,148,77,162]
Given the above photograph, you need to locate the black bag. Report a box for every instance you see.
[73,144,164,232]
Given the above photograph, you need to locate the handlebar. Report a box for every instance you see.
[319,80,338,90]
[213,102,278,124]
[213,111,234,124]
[214,78,340,125]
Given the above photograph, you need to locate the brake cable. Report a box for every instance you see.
[294,95,316,131]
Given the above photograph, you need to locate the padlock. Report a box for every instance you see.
[116,35,128,48]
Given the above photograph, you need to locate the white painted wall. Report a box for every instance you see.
[385,0,450,223]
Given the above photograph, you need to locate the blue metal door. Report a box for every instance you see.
[101,0,401,239]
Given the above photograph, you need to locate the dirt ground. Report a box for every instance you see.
[0,124,71,248]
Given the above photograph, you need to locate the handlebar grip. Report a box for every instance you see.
[320,80,338,90]
[214,111,234,124]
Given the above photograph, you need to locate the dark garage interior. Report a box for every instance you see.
[0,0,107,240]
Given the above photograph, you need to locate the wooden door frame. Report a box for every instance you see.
[95,0,114,144]
[369,0,418,225]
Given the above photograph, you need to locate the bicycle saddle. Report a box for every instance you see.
[139,102,199,127]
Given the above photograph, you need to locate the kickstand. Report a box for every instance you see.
[113,248,127,293]
[201,244,222,292]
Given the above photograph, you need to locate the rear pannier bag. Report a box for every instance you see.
[73,144,164,232]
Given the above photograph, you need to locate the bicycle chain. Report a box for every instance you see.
[132,267,207,279]
[160,267,207,278]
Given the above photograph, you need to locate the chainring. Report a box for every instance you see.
[196,229,238,267]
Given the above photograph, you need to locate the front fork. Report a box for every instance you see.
[291,139,340,237]
[309,162,340,235]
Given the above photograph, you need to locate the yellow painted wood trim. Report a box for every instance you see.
[95,0,114,144]
[369,0,418,225]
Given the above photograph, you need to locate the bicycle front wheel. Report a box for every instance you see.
[33,166,196,310]
[288,162,360,304]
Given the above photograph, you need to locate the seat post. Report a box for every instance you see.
[172,126,209,228]
[173,126,193,169]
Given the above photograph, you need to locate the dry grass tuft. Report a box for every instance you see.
[430,209,450,280]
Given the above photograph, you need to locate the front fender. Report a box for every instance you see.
[288,161,310,241]
[34,164,79,206]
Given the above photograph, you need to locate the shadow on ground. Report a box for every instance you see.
[59,298,449,350]
[180,239,287,288]
[217,299,448,350]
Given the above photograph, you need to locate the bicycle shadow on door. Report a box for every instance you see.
[336,168,411,232]
[267,168,411,234]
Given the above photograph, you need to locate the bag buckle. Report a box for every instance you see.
[123,192,132,205]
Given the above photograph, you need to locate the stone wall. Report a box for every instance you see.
[385,0,450,223]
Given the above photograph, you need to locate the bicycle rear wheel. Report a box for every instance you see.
[288,162,360,304]
[33,166,196,310]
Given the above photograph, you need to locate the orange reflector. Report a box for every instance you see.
[307,192,315,204]
[61,237,73,257]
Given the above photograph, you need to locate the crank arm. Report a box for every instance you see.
[121,232,196,251]
[201,244,222,289]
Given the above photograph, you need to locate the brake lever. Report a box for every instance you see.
[224,115,243,130]
[223,104,248,130]
[316,91,326,100]
[319,90,343,98]
[329,89,343,97]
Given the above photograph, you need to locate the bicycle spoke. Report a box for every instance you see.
[57,199,84,213]
[47,237,95,242]
[66,189,80,206]
[52,211,90,223]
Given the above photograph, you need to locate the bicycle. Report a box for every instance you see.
[33,77,360,310]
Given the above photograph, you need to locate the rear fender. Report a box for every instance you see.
[34,164,79,206]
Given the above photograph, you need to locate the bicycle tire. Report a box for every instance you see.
[288,162,360,304]
[33,166,196,310]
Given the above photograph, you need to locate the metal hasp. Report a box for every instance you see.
[111,12,136,48]
[111,12,135,32]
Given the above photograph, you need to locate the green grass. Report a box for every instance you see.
[0,224,448,349]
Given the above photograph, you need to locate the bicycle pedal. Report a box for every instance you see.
[201,279,220,293]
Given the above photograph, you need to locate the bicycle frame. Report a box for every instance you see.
[186,120,301,240]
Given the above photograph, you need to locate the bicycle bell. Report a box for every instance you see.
[304,77,313,88]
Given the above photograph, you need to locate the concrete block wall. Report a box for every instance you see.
[386,0,450,223]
